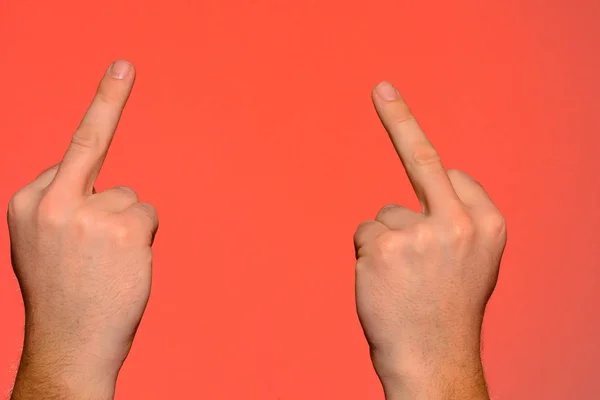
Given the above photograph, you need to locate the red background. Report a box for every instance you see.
[1,0,599,398]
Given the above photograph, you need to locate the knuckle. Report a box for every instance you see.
[115,186,139,201]
[355,220,372,234]
[140,202,157,216]
[70,129,101,151]
[481,211,507,239]
[448,213,476,242]
[35,194,68,227]
[448,168,481,187]
[111,222,135,244]
[408,146,441,168]
[8,189,32,219]
[355,220,375,238]
[375,204,401,221]
[74,211,95,231]
[372,231,408,259]
[135,203,158,224]
[354,221,378,255]
[355,257,369,273]
[408,223,437,251]
[446,168,464,180]
[35,164,60,181]
[74,212,136,244]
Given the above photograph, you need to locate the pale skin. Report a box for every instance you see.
[354,82,507,399]
[8,60,158,399]
[7,62,505,399]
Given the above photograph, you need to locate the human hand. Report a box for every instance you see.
[8,60,158,399]
[354,82,506,399]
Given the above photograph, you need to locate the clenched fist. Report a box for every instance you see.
[354,82,506,400]
[8,60,158,399]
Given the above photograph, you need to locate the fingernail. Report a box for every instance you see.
[109,60,132,79]
[375,81,399,101]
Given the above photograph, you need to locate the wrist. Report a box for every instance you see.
[373,342,488,400]
[21,313,128,376]
[12,362,117,400]
[12,338,120,400]
[379,360,489,400]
